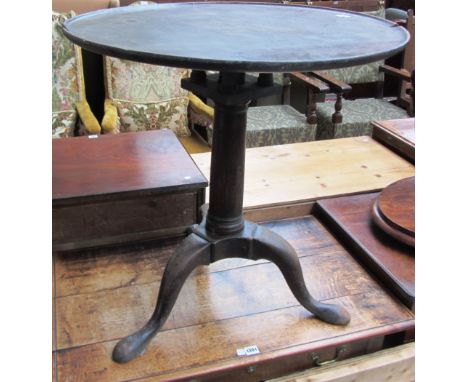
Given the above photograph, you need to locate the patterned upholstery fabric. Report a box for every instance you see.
[206,105,316,148]
[321,8,386,84]
[52,110,78,138]
[103,1,192,136]
[52,11,85,138]
[316,99,409,140]
[104,54,191,136]
[321,60,384,84]
[113,98,190,136]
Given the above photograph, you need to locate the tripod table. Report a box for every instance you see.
[63,2,409,363]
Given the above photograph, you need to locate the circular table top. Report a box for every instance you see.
[372,176,415,247]
[63,2,409,72]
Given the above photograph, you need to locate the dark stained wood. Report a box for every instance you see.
[56,293,412,382]
[372,177,415,246]
[53,191,200,251]
[62,3,409,73]
[54,216,337,297]
[372,118,415,162]
[53,130,206,201]
[54,213,414,381]
[52,130,207,251]
[314,193,415,310]
[288,0,382,12]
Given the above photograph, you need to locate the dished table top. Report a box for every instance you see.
[63,2,409,72]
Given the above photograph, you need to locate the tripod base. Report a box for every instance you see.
[113,209,350,363]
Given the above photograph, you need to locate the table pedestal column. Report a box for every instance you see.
[112,72,350,364]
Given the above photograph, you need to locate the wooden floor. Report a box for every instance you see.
[53,213,414,381]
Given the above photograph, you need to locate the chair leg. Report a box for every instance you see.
[332,92,343,125]
[306,87,318,125]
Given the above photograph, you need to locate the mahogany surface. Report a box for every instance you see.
[52,130,207,250]
[53,129,207,201]
[372,177,415,246]
[315,193,415,310]
[53,211,414,381]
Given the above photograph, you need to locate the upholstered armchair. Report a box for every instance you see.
[101,55,215,153]
[52,11,101,138]
[304,9,415,140]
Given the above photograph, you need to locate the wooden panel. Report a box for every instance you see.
[55,217,382,349]
[315,193,415,310]
[54,214,414,381]
[192,137,415,209]
[372,118,415,162]
[268,342,415,382]
[53,191,198,251]
[53,129,207,201]
[56,292,412,382]
[55,250,380,349]
[54,216,340,297]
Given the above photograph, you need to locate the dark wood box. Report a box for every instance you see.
[53,130,207,251]
[372,118,415,163]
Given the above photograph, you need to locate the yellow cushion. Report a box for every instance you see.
[76,100,101,135]
[101,98,120,134]
[178,134,211,154]
[188,92,214,119]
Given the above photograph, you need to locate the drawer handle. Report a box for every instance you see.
[311,345,346,366]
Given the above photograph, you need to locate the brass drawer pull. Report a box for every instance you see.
[311,345,346,366]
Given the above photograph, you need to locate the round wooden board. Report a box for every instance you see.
[372,176,415,247]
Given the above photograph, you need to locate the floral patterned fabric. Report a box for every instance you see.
[52,11,84,137]
[114,98,190,136]
[321,60,384,84]
[316,98,409,140]
[105,58,190,102]
[52,111,77,139]
[207,105,316,148]
[104,57,191,136]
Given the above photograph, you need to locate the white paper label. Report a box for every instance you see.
[88,135,98,139]
[237,345,260,357]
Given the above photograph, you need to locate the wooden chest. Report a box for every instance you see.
[52,130,207,251]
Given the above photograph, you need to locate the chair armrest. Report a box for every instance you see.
[308,71,353,94]
[379,65,412,82]
[188,92,214,119]
[289,72,330,93]
[101,98,119,134]
[76,100,101,134]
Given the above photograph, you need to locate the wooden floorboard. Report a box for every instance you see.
[54,215,414,381]
[56,291,412,382]
[54,217,338,298]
